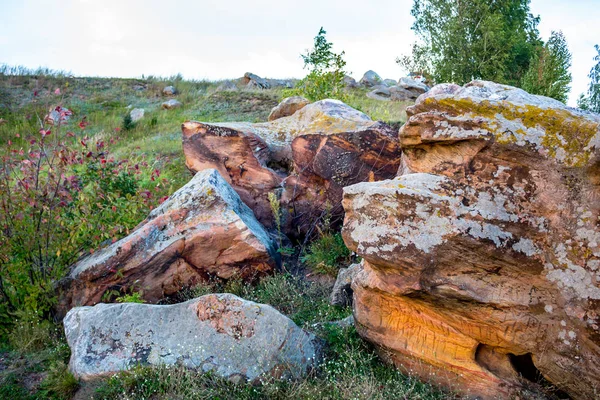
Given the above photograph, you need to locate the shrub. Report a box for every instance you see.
[0,95,169,331]
[301,232,352,277]
[287,27,347,102]
[121,112,136,131]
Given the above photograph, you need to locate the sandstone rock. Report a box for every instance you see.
[130,108,144,122]
[64,293,321,382]
[216,80,239,92]
[162,85,176,95]
[366,85,391,101]
[161,99,182,110]
[241,72,270,89]
[359,70,382,87]
[330,262,362,307]
[183,99,400,236]
[268,96,310,121]
[343,80,600,399]
[343,75,358,88]
[58,169,277,314]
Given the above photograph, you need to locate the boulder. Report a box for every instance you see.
[343,75,358,88]
[398,76,429,94]
[161,99,182,110]
[58,169,277,314]
[343,80,600,399]
[359,70,382,87]
[182,99,400,236]
[64,293,321,382]
[268,96,310,121]
[366,85,391,101]
[382,79,397,87]
[330,262,362,307]
[130,108,144,122]
[162,85,176,95]
[389,85,419,101]
[241,72,270,89]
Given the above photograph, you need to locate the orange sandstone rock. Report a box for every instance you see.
[343,81,600,399]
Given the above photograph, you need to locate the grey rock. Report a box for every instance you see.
[330,263,362,306]
[242,72,270,89]
[383,79,397,87]
[161,99,182,110]
[359,70,382,87]
[163,85,177,96]
[389,85,419,101]
[398,77,429,94]
[130,108,144,122]
[343,75,358,88]
[366,85,391,101]
[64,293,322,382]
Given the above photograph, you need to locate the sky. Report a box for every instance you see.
[0,0,598,105]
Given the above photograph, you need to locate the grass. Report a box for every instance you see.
[301,232,353,277]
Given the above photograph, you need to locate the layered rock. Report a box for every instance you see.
[343,81,600,399]
[65,293,321,382]
[58,169,277,313]
[183,99,400,236]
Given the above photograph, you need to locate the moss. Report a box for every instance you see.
[422,97,600,167]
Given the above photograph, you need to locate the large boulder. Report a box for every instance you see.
[343,80,600,399]
[268,96,310,121]
[183,99,401,236]
[343,75,358,88]
[366,85,391,101]
[64,293,321,382]
[58,169,277,314]
[398,76,429,94]
[241,72,270,89]
[359,70,382,87]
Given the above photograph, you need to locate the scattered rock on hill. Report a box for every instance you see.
[162,85,176,95]
[65,293,321,382]
[343,80,600,400]
[57,169,278,315]
[398,76,429,95]
[268,96,310,121]
[161,99,182,109]
[241,72,270,89]
[343,75,358,88]
[130,108,144,122]
[366,85,391,101]
[359,70,382,87]
[182,99,400,236]
[330,262,362,307]
[388,85,419,101]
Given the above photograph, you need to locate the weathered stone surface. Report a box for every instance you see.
[64,293,321,382]
[58,169,277,313]
[343,80,600,399]
[330,262,362,307]
[130,108,144,122]
[359,70,382,87]
[183,99,401,236]
[366,85,391,101]
[161,99,182,109]
[382,79,397,87]
[268,96,310,121]
[389,85,419,101]
[162,85,176,95]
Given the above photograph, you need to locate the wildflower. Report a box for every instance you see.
[54,88,61,95]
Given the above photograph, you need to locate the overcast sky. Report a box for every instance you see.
[1,0,598,105]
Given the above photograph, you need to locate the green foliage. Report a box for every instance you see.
[115,291,145,304]
[301,233,352,277]
[522,31,572,102]
[287,27,347,102]
[121,112,136,131]
[401,0,541,86]
[8,311,54,353]
[578,44,600,113]
[40,360,79,399]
